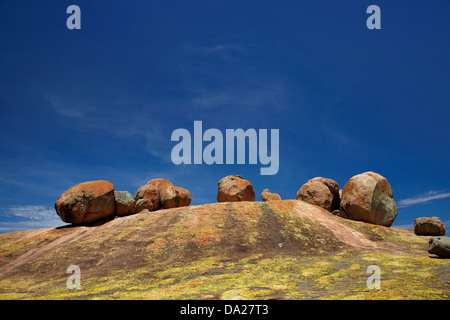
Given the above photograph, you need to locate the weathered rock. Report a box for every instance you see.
[428,236,450,258]
[133,185,160,213]
[261,189,281,201]
[414,217,446,236]
[4,200,450,299]
[340,172,397,227]
[133,179,174,212]
[145,178,175,194]
[217,175,255,202]
[115,191,135,217]
[309,177,340,211]
[161,186,191,209]
[296,180,333,212]
[55,180,116,225]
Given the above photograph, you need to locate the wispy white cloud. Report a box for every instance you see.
[397,191,450,208]
[0,205,68,233]
[190,81,289,110]
[186,43,243,55]
[42,90,173,162]
[202,44,242,54]
[44,93,90,118]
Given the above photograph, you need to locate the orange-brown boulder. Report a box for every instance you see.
[133,179,174,212]
[217,175,255,202]
[55,180,116,225]
[296,179,333,211]
[340,172,397,227]
[161,186,191,209]
[309,177,340,211]
[414,217,446,236]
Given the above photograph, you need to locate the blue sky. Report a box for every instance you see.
[1,0,449,233]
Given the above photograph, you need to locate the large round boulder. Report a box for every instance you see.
[217,175,255,202]
[414,217,446,236]
[55,180,116,225]
[297,177,341,212]
[340,172,397,227]
[161,186,191,209]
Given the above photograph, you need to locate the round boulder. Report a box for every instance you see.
[309,177,340,211]
[296,180,333,212]
[55,180,116,225]
[414,217,445,236]
[217,175,255,202]
[161,186,191,209]
[340,171,397,227]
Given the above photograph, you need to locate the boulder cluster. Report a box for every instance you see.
[54,179,191,225]
[52,171,404,228]
[216,172,447,258]
[413,217,448,257]
[209,172,398,228]
[295,171,398,227]
[54,171,448,257]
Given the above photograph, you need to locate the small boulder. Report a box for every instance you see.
[161,186,191,209]
[414,217,445,236]
[55,180,116,225]
[340,172,397,227]
[261,189,281,201]
[217,175,255,202]
[296,179,333,212]
[428,236,450,258]
[115,191,135,217]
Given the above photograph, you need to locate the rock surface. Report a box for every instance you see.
[161,186,191,209]
[340,172,397,227]
[1,200,448,300]
[115,191,135,217]
[54,180,116,225]
[414,217,446,236]
[217,175,255,202]
[261,189,281,201]
[428,236,450,258]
